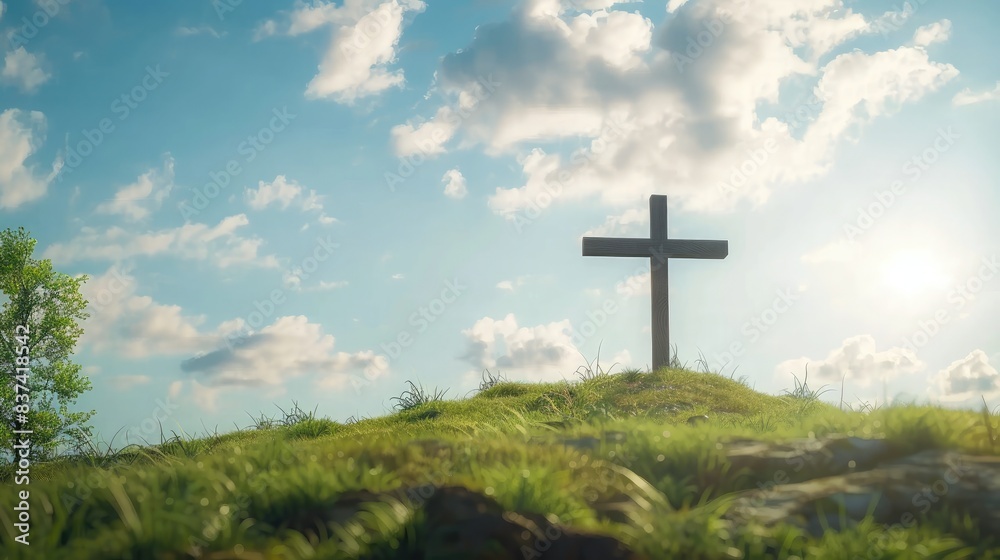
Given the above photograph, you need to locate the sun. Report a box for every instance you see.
[880,250,950,296]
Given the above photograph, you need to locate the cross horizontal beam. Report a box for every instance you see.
[582,238,729,259]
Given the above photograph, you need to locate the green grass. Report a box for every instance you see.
[1,365,998,559]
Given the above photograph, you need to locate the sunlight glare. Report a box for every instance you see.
[880,250,951,296]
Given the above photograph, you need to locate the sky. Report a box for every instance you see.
[1,0,998,450]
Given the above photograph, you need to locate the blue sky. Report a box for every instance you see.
[1,0,998,449]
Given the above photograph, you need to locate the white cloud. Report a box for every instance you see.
[78,265,214,358]
[246,175,302,210]
[442,168,467,199]
[391,273,404,280]
[775,335,925,389]
[312,280,349,290]
[190,379,222,412]
[616,270,650,298]
[390,105,460,157]
[168,380,183,398]
[285,274,349,292]
[912,20,951,47]
[496,276,528,292]
[2,47,50,92]
[180,315,388,391]
[396,0,957,218]
[952,81,1000,107]
[931,350,1000,402]
[583,207,648,237]
[78,266,385,399]
[43,214,280,268]
[458,313,581,383]
[95,154,174,221]
[0,109,62,209]
[245,175,337,226]
[257,0,426,104]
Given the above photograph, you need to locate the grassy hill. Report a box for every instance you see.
[1,365,999,559]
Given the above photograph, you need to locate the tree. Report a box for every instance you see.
[0,227,94,462]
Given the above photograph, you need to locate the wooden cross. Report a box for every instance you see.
[582,195,728,372]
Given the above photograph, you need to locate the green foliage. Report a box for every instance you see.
[4,366,1000,558]
[389,379,449,412]
[466,368,510,398]
[0,226,94,462]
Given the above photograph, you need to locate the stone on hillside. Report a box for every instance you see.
[423,485,646,559]
[686,414,710,425]
[722,448,1000,538]
[724,434,896,482]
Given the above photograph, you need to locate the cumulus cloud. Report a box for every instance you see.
[95,154,174,221]
[42,214,280,268]
[245,175,337,225]
[392,0,958,218]
[583,207,647,238]
[77,266,385,400]
[0,109,62,209]
[245,175,304,210]
[442,168,467,199]
[256,0,426,104]
[180,315,388,390]
[2,47,50,92]
[458,313,581,383]
[616,270,650,297]
[775,335,925,388]
[952,81,1000,107]
[931,350,1000,402]
[496,276,528,292]
[912,20,951,47]
[78,265,214,358]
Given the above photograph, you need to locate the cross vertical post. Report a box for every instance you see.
[649,195,671,371]
[582,195,728,372]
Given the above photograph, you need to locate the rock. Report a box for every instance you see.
[724,434,895,482]
[686,414,709,425]
[722,448,1000,538]
[423,485,646,559]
